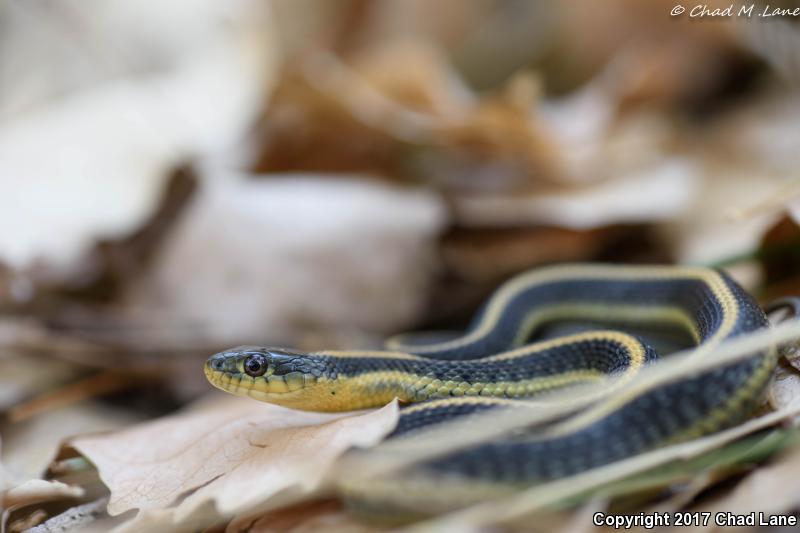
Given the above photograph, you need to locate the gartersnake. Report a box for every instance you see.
[204,264,776,517]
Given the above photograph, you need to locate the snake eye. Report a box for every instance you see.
[244,354,268,377]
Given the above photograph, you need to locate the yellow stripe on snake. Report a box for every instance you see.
[204,264,776,518]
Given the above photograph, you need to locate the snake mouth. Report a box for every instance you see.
[204,363,314,397]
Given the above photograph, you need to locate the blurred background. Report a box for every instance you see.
[3,0,800,528]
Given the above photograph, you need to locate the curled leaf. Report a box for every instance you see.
[2,479,84,509]
[70,394,397,528]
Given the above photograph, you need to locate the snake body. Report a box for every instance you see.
[204,265,775,516]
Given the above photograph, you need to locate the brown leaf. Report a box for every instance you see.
[440,226,659,284]
[767,363,800,425]
[19,497,114,533]
[690,445,800,532]
[8,508,47,533]
[0,346,83,412]
[227,499,379,533]
[252,52,440,177]
[70,394,397,528]
[757,215,800,301]
[350,40,473,119]
[0,0,275,272]
[118,178,444,348]
[451,160,697,229]
[253,46,562,192]
[3,402,139,485]
[2,479,84,509]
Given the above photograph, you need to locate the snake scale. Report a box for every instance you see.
[204,264,776,517]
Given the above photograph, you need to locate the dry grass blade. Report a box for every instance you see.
[7,370,139,423]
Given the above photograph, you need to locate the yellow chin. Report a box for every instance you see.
[205,369,329,411]
[205,369,395,412]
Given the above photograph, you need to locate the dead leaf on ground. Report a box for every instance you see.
[70,394,398,530]
[0,347,83,412]
[119,177,445,348]
[2,402,141,485]
[253,45,563,191]
[767,363,800,424]
[452,160,697,229]
[1,479,84,509]
[7,508,47,532]
[756,215,800,301]
[227,499,379,533]
[20,497,119,533]
[687,443,800,532]
[440,225,665,284]
[0,0,275,273]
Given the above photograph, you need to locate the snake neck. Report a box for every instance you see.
[298,337,649,411]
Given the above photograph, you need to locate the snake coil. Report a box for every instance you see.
[205,264,775,517]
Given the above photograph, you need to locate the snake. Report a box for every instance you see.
[204,264,776,518]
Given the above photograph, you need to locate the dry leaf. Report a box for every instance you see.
[0,0,275,271]
[452,160,696,228]
[428,71,563,192]
[3,402,139,485]
[351,40,474,119]
[709,93,800,178]
[22,498,115,533]
[767,364,800,425]
[227,499,378,533]
[670,168,783,266]
[440,226,656,283]
[254,46,563,192]
[8,508,47,532]
[545,0,741,96]
[120,177,445,347]
[70,394,398,529]
[690,445,800,532]
[2,479,84,509]
[757,216,800,302]
[252,51,441,176]
[0,347,83,412]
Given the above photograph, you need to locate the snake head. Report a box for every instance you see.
[205,346,324,402]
